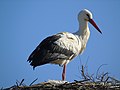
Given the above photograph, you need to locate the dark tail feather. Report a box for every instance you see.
[33,66,35,70]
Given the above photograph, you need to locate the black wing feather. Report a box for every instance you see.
[27,35,74,69]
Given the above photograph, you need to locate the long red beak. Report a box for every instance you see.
[89,19,102,34]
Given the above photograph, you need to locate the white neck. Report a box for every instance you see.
[73,18,90,45]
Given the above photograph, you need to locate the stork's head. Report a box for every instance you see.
[78,9,102,34]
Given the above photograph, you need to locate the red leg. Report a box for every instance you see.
[62,64,66,81]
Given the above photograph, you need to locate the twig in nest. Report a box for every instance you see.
[96,64,107,80]
[101,72,109,82]
[29,78,38,86]
[79,57,95,81]
[81,65,87,80]
[74,79,90,83]
[19,79,24,86]
[16,79,26,86]
[86,73,95,82]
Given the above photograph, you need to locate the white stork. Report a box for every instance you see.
[27,9,102,81]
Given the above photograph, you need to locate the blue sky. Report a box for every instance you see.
[0,0,120,88]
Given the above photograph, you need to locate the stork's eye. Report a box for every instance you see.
[86,14,90,19]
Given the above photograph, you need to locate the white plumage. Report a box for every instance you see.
[28,9,102,81]
[50,32,82,65]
